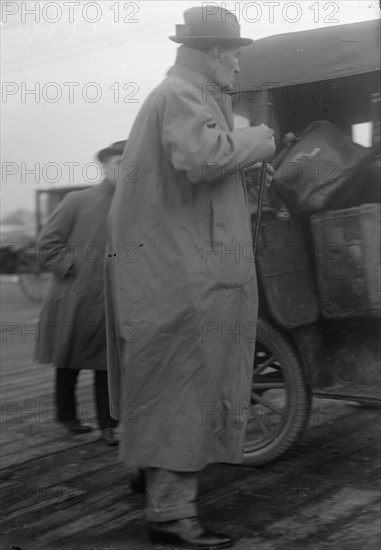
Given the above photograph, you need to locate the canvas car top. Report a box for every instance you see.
[237,19,380,90]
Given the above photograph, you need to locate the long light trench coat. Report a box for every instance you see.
[106,46,275,471]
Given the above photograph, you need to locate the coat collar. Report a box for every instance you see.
[171,46,224,87]
[169,46,234,130]
[100,177,116,194]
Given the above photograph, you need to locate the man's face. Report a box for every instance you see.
[218,46,241,89]
[103,154,122,183]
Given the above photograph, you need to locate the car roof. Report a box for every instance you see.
[237,19,381,90]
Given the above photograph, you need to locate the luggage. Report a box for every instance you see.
[273,121,373,215]
[311,204,381,319]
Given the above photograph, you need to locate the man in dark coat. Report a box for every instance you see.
[34,141,126,446]
[106,5,275,548]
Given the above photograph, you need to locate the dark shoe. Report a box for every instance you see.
[129,468,145,494]
[148,517,233,549]
[100,427,119,446]
[61,420,93,434]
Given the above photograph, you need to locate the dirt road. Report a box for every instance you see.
[1,280,380,550]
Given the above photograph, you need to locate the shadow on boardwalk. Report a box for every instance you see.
[1,280,380,550]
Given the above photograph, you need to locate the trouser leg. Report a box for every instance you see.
[94,370,118,430]
[55,368,79,422]
[145,468,198,523]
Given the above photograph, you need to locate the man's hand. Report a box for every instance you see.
[255,123,275,141]
[247,123,276,161]
[282,132,298,149]
[244,162,274,188]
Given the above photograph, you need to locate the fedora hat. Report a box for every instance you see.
[97,140,126,164]
[169,5,253,47]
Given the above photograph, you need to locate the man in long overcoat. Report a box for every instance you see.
[34,141,126,446]
[106,6,275,548]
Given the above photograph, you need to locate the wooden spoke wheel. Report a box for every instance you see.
[244,318,311,465]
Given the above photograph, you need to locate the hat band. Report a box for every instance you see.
[175,20,242,40]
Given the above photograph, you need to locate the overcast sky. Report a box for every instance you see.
[1,0,380,217]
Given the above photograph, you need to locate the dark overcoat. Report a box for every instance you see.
[106,46,276,471]
[34,179,115,370]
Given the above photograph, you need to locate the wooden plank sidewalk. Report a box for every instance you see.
[1,280,380,550]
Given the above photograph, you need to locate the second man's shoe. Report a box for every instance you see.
[61,420,94,434]
[100,427,119,446]
[148,517,233,549]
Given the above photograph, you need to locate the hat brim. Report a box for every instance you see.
[97,147,123,164]
[169,35,253,46]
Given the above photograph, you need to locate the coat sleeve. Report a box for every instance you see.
[160,85,276,184]
[37,194,78,279]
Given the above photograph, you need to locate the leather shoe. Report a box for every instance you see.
[129,468,145,494]
[61,420,93,434]
[100,427,119,446]
[148,517,233,549]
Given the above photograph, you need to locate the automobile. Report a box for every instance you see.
[232,19,381,465]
